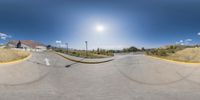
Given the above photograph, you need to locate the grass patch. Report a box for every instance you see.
[0,49,30,63]
[69,50,112,58]
[53,48,114,59]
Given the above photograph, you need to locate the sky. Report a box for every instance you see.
[0,0,200,49]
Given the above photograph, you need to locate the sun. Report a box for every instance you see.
[96,25,105,32]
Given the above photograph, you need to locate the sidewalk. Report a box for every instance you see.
[56,52,114,64]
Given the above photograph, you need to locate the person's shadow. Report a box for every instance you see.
[65,58,85,68]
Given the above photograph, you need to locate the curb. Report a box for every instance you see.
[146,55,200,65]
[0,53,32,65]
[55,52,114,64]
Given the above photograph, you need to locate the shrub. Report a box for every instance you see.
[158,50,167,56]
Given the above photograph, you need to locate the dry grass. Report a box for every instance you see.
[165,48,200,63]
[0,49,30,63]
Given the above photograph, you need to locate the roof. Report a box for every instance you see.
[8,40,46,48]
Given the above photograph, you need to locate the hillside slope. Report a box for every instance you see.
[166,48,200,62]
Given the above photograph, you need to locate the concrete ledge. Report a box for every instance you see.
[0,53,32,65]
[55,52,114,64]
[146,55,200,65]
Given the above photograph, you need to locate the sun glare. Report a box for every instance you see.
[96,25,105,32]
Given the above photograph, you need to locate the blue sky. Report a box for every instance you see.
[0,0,200,49]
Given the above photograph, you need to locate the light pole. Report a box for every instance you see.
[85,41,88,57]
[65,43,68,54]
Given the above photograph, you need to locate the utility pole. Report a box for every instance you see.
[65,43,68,54]
[85,41,88,57]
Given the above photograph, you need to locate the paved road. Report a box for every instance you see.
[0,52,200,100]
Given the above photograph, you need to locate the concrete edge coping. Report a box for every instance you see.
[145,54,200,65]
[55,52,114,64]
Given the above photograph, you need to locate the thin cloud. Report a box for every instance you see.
[184,38,192,45]
[176,39,192,45]
[177,41,184,45]
[180,43,184,45]
[185,38,192,42]
[55,40,62,44]
[0,33,11,40]
[197,32,200,36]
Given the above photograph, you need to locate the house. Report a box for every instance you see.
[7,40,47,52]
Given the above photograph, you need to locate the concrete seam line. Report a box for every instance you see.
[145,55,200,65]
[0,53,32,65]
[55,52,114,64]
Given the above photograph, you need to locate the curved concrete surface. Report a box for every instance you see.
[114,54,199,85]
[0,52,74,85]
[1,52,200,100]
